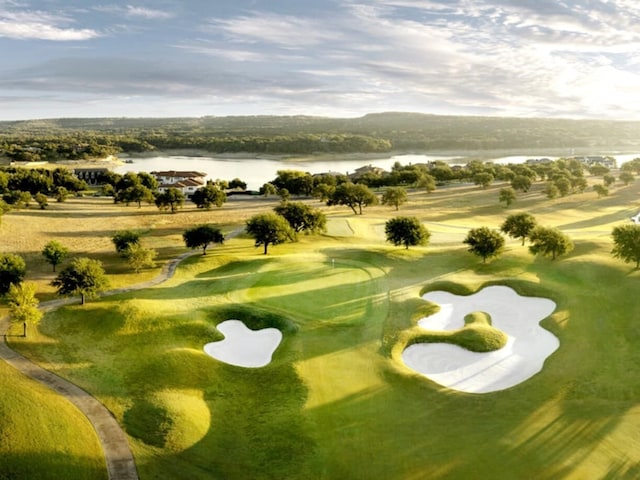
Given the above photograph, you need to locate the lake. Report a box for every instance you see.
[115,154,458,190]
[115,152,640,191]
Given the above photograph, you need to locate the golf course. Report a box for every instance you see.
[2,169,640,480]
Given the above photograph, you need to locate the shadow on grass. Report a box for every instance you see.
[0,452,107,480]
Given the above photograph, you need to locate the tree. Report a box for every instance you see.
[473,172,494,189]
[328,182,378,215]
[112,230,141,257]
[55,186,69,203]
[313,184,335,202]
[6,282,42,336]
[278,188,291,203]
[274,202,327,234]
[528,226,573,260]
[183,224,225,255]
[137,172,159,190]
[603,174,616,187]
[593,184,609,198]
[0,253,26,294]
[51,257,108,305]
[119,184,155,207]
[419,173,437,193]
[463,227,505,263]
[554,177,571,197]
[245,212,295,255]
[619,171,635,186]
[511,175,532,192]
[155,188,184,213]
[498,187,516,207]
[34,192,48,209]
[125,244,157,273]
[571,176,588,193]
[611,224,640,268]
[381,187,408,210]
[42,240,69,272]
[261,182,277,197]
[544,182,560,199]
[229,178,247,190]
[500,213,537,245]
[385,216,430,249]
[589,164,610,176]
[191,184,227,209]
[272,170,314,196]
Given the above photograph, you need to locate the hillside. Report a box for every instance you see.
[1,112,640,157]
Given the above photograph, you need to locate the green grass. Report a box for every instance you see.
[5,177,640,478]
[0,360,106,480]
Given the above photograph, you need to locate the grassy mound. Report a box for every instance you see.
[408,310,508,353]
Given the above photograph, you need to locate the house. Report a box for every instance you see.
[348,164,387,181]
[151,170,207,197]
[572,156,617,168]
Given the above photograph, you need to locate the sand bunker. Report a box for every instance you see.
[204,320,282,368]
[402,285,559,394]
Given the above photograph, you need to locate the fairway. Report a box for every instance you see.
[3,176,640,479]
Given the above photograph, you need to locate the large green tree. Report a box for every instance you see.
[611,224,640,268]
[183,224,225,255]
[500,213,537,245]
[0,253,26,294]
[528,226,573,260]
[328,182,378,215]
[51,257,109,305]
[42,240,69,272]
[191,184,227,209]
[463,227,505,263]
[385,216,430,249]
[274,202,326,233]
[245,212,295,254]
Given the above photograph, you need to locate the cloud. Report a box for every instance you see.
[94,4,174,20]
[124,5,173,19]
[0,8,100,40]
[3,0,640,119]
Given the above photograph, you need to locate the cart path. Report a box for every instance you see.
[0,228,242,480]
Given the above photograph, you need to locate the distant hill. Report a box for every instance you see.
[1,112,640,153]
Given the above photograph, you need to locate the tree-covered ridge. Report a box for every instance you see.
[2,112,640,161]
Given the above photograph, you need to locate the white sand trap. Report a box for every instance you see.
[402,285,559,394]
[204,320,282,368]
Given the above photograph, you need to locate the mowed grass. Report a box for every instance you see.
[4,176,640,478]
[0,360,106,480]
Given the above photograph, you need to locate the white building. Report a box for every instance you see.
[152,170,206,197]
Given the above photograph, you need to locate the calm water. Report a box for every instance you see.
[116,152,640,190]
[115,154,457,190]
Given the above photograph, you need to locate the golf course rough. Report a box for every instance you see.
[402,285,559,393]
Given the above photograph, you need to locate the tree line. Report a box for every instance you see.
[4,112,640,161]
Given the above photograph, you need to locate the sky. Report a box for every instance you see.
[2,0,640,121]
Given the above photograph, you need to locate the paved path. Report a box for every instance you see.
[0,229,242,480]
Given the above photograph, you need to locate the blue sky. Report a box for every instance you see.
[1,0,640,120]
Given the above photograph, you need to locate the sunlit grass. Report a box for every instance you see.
[0,360,106,479]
